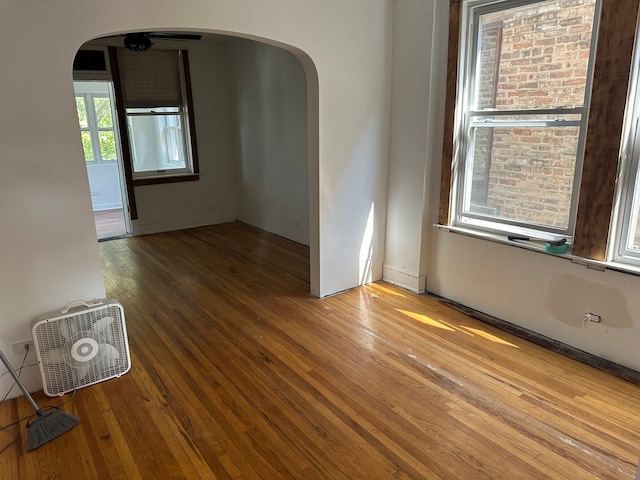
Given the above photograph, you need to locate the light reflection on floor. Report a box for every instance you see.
[396,308,519,348]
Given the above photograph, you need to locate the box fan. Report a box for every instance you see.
[31,299,131,397]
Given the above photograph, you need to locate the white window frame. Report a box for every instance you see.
[451,0,601,242]
[611,15,640,267]
[75,91,119,165]
[125,106,192,179]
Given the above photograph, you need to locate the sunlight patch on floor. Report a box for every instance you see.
[397,308,520,348]
[457,326,519,348]
[396,309,456,332]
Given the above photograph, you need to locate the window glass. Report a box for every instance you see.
[464,123,580,229]
[74,87,118,164]
[614,29,640,265]
[98,131,117,161]
[76,97,88,129]
[94,97,113,128]
[476,1,594,111]
[126,109,188,175]
[453,0,599,239]
[81,131,94,162]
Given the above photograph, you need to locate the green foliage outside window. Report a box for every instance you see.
[81,131,94,162]
[75,94,117,163]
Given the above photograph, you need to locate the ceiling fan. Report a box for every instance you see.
[123,32,202,52]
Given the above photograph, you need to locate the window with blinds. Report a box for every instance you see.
[116,48,198,182]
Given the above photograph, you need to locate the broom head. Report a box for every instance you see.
[26,408,80,451]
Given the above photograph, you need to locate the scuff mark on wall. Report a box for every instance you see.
[544,273,633,328]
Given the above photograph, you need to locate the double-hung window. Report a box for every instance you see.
[126,106,188,175]
[117,48,197,182]
[452,0,600,241]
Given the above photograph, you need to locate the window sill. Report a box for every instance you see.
[133,173,199,187]
[436,224,607,271]
[437,224,571,254]
[437,224,640,278]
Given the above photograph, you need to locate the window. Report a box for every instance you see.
[452,0,600,240]
[74,85,118,164]
[115,48,198,183]
[126,107,189,176]
[612,20,640,267]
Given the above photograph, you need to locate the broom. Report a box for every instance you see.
[0,347,80,450]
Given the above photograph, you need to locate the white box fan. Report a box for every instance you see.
[31,299,131,397]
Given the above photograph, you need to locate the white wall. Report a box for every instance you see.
[384,0,440,293]
[87,164,124,211]
[0,0,393,394]
[133,40,238,235]
[428,231,640,371]
[229,39,309,246]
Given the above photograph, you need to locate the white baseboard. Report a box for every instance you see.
[132,212,236,236]
[93,203,123,211]
[382,264,426,293]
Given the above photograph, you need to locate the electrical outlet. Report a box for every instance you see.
[11,340,33,355]
[584,312,602,323]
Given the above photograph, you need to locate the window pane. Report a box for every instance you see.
[81,131,94,162]
[98,131,117,161]
[623,164,640,251]
[76,97,88,128]
[464,124,580,229]
[127,113,187,173]
[93,97,113,128]
[476,0,597,111]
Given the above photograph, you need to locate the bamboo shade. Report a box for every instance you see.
[117,48,182,108]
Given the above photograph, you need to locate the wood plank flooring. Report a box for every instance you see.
[3,221,640,479]
[94,208,127,240]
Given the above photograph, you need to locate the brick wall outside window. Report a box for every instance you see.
[470,0,596,230]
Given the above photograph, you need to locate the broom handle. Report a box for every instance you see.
[0,348,41,414]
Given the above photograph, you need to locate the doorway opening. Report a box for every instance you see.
[73,80,130,240]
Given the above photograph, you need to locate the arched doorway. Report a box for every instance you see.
[74,31,320,295]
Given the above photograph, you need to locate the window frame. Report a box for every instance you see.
[450,0,601,242]
[111,47,200,187]
[75,91,119,165]
[125,106,192,179]
[611,15,640,267]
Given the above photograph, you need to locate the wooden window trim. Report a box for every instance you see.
[438,0,461,226]
[108,46,138,220]
[572,0,639,260]
[181,50,200,181]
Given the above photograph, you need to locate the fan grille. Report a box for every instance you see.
[32,301,130,397]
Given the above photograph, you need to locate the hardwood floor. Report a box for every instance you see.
[94,208,127,240]
[3,222,640,479]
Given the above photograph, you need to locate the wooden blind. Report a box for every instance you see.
[117,48,183,108]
